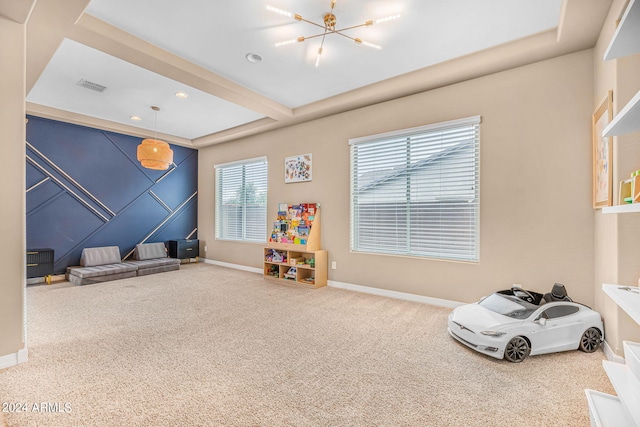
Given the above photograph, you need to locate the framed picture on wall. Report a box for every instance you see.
[285,153,312,183]
[593,90,613,208]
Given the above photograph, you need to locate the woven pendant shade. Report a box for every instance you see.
[137,138,173,171]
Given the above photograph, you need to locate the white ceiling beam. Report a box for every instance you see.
[0,0,37,24]
[26,0,92,93]
[69,14,293,122]
[557,0,613,44]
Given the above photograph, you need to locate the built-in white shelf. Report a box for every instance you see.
[602,284,640,325]
[591,1,640,423]
[625,341,640,381]
[604,0,640,60]
[602,203,640,214]
[603,90,640,137]
[603,360,640,425]
[602,0,640,138]
[585,389,635,427]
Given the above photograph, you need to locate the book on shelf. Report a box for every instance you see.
[268,202,320,249]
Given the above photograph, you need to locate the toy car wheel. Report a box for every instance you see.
[579,327,602,353]
[504,336,530,363]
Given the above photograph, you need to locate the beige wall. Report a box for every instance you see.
[593,0,640,356]
[199,50,595,306]
[0,17,26,358]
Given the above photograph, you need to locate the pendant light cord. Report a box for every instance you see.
[151,106,160,140]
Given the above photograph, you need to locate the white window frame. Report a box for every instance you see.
[214,156,268,243]
[349,116,481,262]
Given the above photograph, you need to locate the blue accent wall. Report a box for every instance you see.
[26,116,198,274]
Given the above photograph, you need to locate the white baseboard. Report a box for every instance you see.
[328,280,463,309]
[202,258,263,275]
[201,258,462,308]
[0,347,28,370]
[602,339,625,363]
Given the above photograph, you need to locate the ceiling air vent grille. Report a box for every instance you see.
[76,79,107,93]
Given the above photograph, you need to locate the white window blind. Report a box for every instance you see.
[215,157,268,243]
[350,116,480,262]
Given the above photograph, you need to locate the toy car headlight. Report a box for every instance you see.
[480,331,506,337]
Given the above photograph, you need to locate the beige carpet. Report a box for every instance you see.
[1,263,613,426]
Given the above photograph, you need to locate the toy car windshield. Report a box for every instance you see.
[479,293,538,319]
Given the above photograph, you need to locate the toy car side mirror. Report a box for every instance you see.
[535,317,547,326]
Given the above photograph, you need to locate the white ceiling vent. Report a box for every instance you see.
[76,79,107,93]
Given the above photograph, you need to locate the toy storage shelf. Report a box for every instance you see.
[263,248,327,289]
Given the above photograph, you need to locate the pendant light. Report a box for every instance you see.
[137,106,174,171]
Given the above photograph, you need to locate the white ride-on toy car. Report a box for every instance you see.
[447,283,604,362]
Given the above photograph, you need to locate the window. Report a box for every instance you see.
[540,305,579,319]
[350,116,480,262]
[215,157,267,243]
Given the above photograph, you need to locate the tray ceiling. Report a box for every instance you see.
[23,0,611,147]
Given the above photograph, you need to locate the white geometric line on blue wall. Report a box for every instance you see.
[26,177,50,193]
[148,190,173,213]
[155,165,177,184]
[26,155,110,223]
[26,141,117,217]
[138,191,198,245]
[187,228,198,239]
[122,248,135,261]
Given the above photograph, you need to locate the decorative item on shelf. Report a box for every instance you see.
[283,267,297,280]
[267,265,279,277]
[289,257,303,266]
[618,172,640,204]
[137,106,174,171]
[266,1,400,67]
[265,249,286,263]
[300,276,315,285]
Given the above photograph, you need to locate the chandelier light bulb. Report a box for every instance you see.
[375,14,401,24]
[274,39,298,47]
[266,5,292,18]
[361,40,382,50]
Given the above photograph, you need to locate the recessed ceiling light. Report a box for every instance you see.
[246,53,263,63]
[130,115,142,121]
[175,91,189,99]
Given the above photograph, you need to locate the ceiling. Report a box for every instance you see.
[7,0,613,148]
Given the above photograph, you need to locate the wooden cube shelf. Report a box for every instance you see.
[263,248,327,288]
